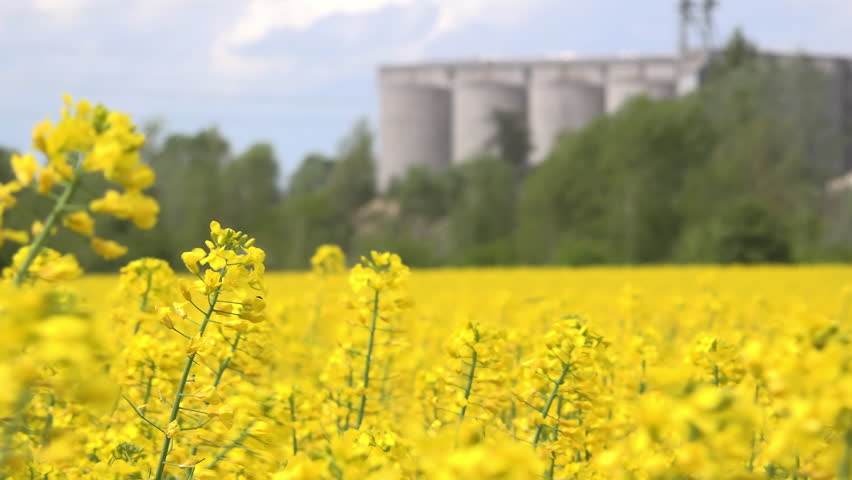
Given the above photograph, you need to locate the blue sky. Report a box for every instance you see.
[1,0,851,177]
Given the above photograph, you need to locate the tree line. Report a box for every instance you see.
[2,31,852,270]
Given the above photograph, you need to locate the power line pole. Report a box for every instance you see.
[678,0,719,55]
[701,0,719,52]
[678,0,696,56]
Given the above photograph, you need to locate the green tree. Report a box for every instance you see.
[391,166,460,222]
[0,147,17,267]
[705,27,759,81]
[717,200,792,263]
[146,128,230,265]
[518,95,713,264]
[277,119,377,268]
[327,119,376,217]
[676,47,832,261]
[222,143,283,264]
[448,155,516,264]
[288,153,334,196]
[280,189,345,268]
[488,109,531,174]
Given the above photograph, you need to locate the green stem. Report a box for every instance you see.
[546,451,556,480]
[133,269,155,334]
[13,171,81,287]
[213,333,241,387]
[140,365,156,417]
[342,368,354,432]
[533,361,571,446]
[840,429,852,480]
[793,454,800,480]
[153,282,223,480]
[458,347,477,424]
[1,388,31,469]
[355,289,380,430]
[208,420,256,469]
[289,394,298,455]
[186,332,242,476]
[40,394,56,445]
[379,357,392,403]
[305,290,324,343]
[554,396,563,441]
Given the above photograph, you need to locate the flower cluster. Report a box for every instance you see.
[418,321,513,432]
[123,221,269,479]
[2,246,83,283]
[1,95,159,287]
[0,286,114,477]
[310,244,346,275]
[319,251,412,435]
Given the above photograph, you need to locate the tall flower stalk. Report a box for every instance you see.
[122,221,267,479]
[2,94,159,287]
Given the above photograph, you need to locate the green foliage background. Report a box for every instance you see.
[3,31,852,270]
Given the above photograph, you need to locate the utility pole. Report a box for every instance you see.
[678,0,695,56]
[701,0,719,52]
[678,0,718,56]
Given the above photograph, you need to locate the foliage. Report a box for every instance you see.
[516,30,846,265]
[448,155,517,264]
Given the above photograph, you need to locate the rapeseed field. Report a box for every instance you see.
[2,98,851,479]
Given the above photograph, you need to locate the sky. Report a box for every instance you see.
[2,0,852,177]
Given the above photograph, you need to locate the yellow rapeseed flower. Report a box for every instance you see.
[90,237,128,260]
[11,153,38,186]
[62,211,95,236]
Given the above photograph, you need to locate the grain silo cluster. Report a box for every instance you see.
[377,53,709,190]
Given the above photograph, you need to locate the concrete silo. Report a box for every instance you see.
[792,57,850,175]
[528,79,605,165]
[605,79,676,114]
[378,85,452,191]
[452,82,527,164]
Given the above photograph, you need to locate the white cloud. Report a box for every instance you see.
[214,0,551,76]
[404,0,551,58]
[431,0,547,36]
[225,0,418,48]
[32,0,95,17]
[209,40,296,87]
[0,0,98,27]
[223,0,549,49]
[125,0,207,26]
[16,0,220,30]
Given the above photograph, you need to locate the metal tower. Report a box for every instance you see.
[678,0,718,55]
[701,0,719,51]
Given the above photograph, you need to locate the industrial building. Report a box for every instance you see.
[377,53,709,190]
[375,1,852,191]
